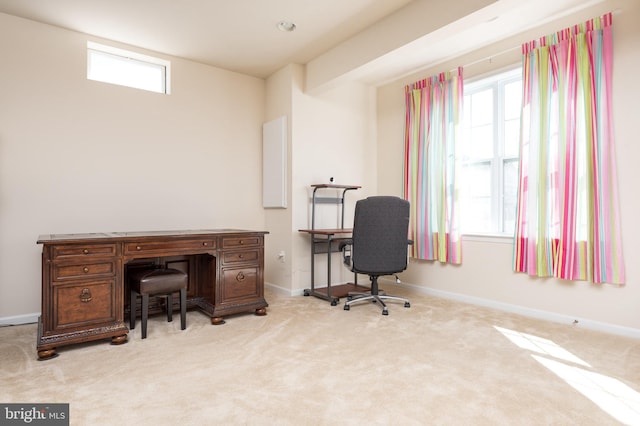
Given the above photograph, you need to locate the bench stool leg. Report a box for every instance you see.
[166,294,173,323]
[130,290,137,330]
[141,294,149,339]
[180,288,187,330]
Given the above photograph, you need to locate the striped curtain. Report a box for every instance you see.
[403,68,463,264]
[513,13,625,284]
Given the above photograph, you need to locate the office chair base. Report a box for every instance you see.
[343,293,410,315]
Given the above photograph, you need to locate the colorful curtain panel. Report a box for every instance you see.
[513,13,625,284]
[403,68,463,264]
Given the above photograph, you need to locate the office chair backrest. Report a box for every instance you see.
[351,196,410,275]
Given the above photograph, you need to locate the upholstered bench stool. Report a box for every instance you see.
[129,267,188,339]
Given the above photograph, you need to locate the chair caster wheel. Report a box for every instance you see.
[331,299,339,306]
[344,305,350,311]
[382,309,389,316]
[404,302,411,308]
[303,290,310,296]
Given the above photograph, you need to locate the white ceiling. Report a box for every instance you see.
[0,0,610,86]
[0,0,415,77]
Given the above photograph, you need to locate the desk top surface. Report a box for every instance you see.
[310,184,361,190]
[37,229,268,244]
[298,228,353,235]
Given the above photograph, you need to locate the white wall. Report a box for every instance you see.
[0,13,266,320]
[263,65,295,291]
[264,64,379,294]
[376,1,640,334]
[290,77,378,292]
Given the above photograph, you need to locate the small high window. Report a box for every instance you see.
[87,41,170,94]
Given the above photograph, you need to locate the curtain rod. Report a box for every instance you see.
[452,7,623,73]
[457,44,521,71]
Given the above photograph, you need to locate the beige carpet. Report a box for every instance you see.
[1,285,639,425]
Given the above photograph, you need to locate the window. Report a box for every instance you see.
[87,42,171,94]
[460,67,521,236]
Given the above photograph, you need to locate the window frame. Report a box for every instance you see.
[87,41,171,94]
[460,65,522,238]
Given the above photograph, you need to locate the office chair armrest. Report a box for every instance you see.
[338,239,353,251]
[339,239,353,268]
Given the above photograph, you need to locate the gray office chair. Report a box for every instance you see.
[340,196,412,315]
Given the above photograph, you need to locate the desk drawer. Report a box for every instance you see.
[53,261,116,281]
[221,249,260,265]
[52,244,117,259]
[220,267,259,303]
[221,236,261,249]
[53,280,116,330]
[124,239,216,255]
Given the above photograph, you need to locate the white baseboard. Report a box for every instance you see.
[383,278,640,340]
[0,313,39,326]
[265,282,303,296]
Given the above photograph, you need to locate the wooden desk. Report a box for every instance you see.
[36,229,268,360]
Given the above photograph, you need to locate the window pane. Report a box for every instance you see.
[504,118,520,157]
[504,80,522,120]
[463,163,491,196]
[463,97,471,128]
[468,124,494,160]
[461,163,492,232]
[471,89,493,126]
[87,42,170,94]
[463,196,492,232]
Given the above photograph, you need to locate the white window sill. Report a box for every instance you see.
[462,233,513,244]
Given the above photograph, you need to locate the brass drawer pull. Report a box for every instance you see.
[83,249,89,255]
[83,267,89,273]
[136,246,142,251]
[202,242,208,246]
[236,272,245,282]
[80,288,92,303]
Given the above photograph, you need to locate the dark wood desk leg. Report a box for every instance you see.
[111,334,128,345]
[37,348,58,361]
[211,317,226,325]
[255,307,267,316]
